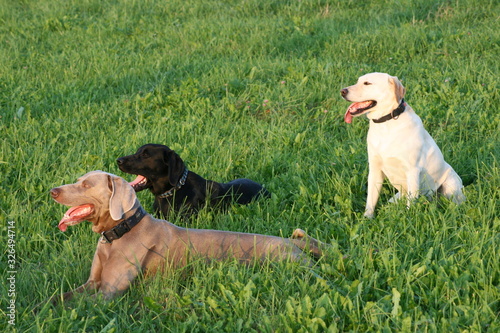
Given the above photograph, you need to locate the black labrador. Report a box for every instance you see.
[117,144,271,218]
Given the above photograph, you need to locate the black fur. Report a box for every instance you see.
[117,144,271,218]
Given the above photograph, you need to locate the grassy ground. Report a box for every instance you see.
[1,0,499,331]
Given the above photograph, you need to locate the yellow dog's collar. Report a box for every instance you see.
[372,99,406,123]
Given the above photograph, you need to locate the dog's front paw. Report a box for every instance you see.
[364,210,374,219]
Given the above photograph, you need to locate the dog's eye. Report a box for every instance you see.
[82,181,90,188]
[140,152,149,158]
[363,81,372,85]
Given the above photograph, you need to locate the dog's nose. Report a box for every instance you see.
[50,188,61,198]
[340,88,348,97]
[116,158,124,165]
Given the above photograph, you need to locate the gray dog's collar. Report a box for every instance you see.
[158,168,189,199]
[372,99,406,123]
[101,206,147,243]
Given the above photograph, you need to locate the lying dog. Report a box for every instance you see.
[341,72,465,217]
[49,171,323,301]
[116,144,271,219]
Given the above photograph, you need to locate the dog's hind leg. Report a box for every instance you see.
[290,229,329,259]
[439,171,465,204]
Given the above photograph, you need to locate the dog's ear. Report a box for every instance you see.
[163,149,186,186]
[390,75,406,102]
[108,174,137,220]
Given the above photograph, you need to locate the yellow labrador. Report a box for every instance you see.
[48,171,326,302]
[341,72,465,217]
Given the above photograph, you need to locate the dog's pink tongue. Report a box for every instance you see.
[58,204,94,232]
[344,108,353,124]
[129,175,146,187]
[344,101,373,123]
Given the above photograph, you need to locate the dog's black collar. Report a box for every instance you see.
[101,206,147,243]
[372,99,406,123]
[158,168,189,199]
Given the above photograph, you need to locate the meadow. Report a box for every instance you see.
[1,0,499,331]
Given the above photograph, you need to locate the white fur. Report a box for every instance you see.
[342,72,465,217]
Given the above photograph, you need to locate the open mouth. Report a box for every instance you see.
[344,100,377,123]
[58,204,94,232]
[128,175,150,192]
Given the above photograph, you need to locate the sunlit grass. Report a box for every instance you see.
[1,0,498,331]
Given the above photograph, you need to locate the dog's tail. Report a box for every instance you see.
[289,229,328,259]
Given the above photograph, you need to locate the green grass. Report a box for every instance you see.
[1,0,499,331]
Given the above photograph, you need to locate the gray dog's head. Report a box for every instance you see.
[50,171,138,233]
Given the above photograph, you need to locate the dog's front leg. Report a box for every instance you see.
[365,164,384,218]
[41,279,101,310]
[48,250,103,306]
[98,262,141,300]
[60,280,101,302]
[406,168,421,207]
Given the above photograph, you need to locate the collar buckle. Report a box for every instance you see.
[101,231,114,244]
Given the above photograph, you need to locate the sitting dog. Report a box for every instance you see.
[49,171,323,302]
[341,72,465,217]
[116,144,271,219]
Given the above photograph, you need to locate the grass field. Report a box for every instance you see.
[1,0,499,331]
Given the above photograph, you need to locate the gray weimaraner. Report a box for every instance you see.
[49,171,327,302]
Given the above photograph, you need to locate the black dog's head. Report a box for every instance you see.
[117,144,186,195]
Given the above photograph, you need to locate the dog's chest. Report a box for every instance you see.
[367,128,408,156]
[367,120,421,186]
[367,116,422,156]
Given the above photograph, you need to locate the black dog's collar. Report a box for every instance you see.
[101,206,147,243]
[372,99,406,123]
[158,168,189,199]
